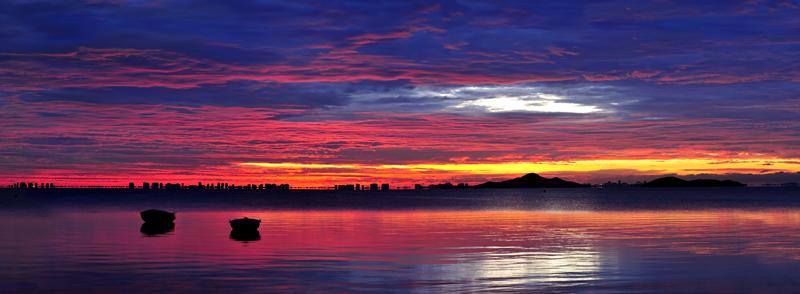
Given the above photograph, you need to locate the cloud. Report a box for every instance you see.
[452,92,602,113]
[19,81,351,108]
[348,31,414,47]
[1,98,799,184]
[348,83,619,114]
[1,1,799,185]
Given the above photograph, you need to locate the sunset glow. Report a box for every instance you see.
[5,2,800,293]
[238,158,800,185]
[242,158,800,174]
[1,1,799,186]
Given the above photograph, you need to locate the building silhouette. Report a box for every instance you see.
[335,184,355,191]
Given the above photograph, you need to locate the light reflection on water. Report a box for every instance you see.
[1,209,800,293]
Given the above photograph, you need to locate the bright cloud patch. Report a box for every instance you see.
[453,93,602,113]
[350,84,609,114]
[440,85,603,114]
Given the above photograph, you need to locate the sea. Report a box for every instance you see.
[1,188,799,293]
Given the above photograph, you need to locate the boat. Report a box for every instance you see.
[140,209,175,224]
[230,217,261,231]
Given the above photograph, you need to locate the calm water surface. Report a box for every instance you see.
[2,190,800,293]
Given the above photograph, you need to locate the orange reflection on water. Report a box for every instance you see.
[4,209,800,292]
[170,209,800,262]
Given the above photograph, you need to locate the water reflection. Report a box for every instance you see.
[478,250,601,285]
[1,209,800,292]
[139,222,175,236]
[229,229,260,242]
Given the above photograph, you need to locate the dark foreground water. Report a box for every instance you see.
[1,188,800,293]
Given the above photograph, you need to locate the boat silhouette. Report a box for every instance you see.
[140,209,175,224]
[230,217,261,231]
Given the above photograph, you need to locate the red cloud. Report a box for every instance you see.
[347,31,414,47]
[3,43,795,92]
[2,98,799,185]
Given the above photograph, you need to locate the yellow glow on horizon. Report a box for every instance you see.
[240,158,800,176]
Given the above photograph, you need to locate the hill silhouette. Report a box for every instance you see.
[641,176,746,187]
[475,173,589,188]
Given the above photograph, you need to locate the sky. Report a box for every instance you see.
[1,0,800,186]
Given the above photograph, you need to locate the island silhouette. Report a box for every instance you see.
[471,174,747,189]
[475,173,589,188]
[641,176,746,187]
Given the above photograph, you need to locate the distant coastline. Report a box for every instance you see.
[1,173,764,191]
[639,176,746,188]
[471,174,746,189]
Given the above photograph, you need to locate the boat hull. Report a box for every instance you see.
[140,209,175,224]
[230,218,261,231]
